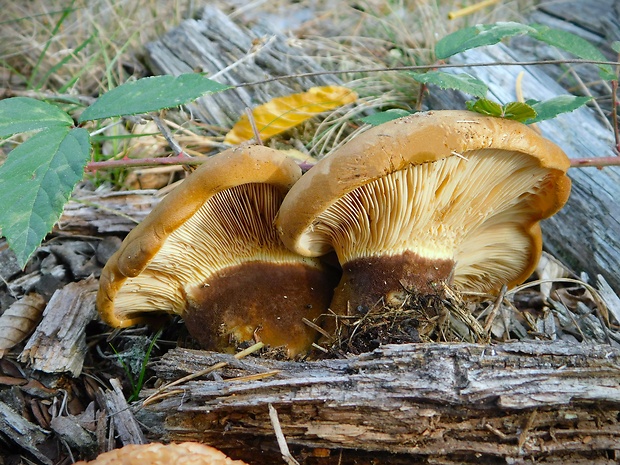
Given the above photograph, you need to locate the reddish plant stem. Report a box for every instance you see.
[569,157,620,168]
[85,155,317,172]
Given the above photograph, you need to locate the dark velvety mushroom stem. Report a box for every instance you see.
[328,251,455,324]
[184,261,339,357]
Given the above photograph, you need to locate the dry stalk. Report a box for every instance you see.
[142,341,265,406]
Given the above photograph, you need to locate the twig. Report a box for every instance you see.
[142,342,265,406]
[566,67,614,133]
[612,80,620,153]
[448,0,500,20]
[85,154,202,172]
[150,115,187,157]
[518,409,538,451]
[233,59,620,88]
[483,284,507,333]
[246,107,264,145]
[268,404,300,465]
[569,156,620,168]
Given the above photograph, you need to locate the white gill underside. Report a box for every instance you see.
[311,150,553,292]
[114,183,309,315]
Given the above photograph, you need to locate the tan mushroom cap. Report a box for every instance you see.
[97,145,338,356]
[73,442,248,465]
[276,110,571,296]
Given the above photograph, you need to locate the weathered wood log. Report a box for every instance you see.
[144,6,341,128]
[56,188,160,236]
[138,341,620,464]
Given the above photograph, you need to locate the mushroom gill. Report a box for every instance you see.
[275,110,571,334]
[97,146,339,357]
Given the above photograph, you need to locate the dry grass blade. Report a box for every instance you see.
[268,403,300,465]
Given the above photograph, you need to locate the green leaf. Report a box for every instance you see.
[526,95,592,124]
[612,41,620,54]
[0,97,73,138]
[530,25,615,81]
[466,98,504,117]
[0,127,90,267]
[410,71,488,98]
[502,102,537,122]
[78,74,231,122]
[435,22,535,59]
[361,109,412,126]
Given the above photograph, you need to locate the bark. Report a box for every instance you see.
[144,6,341,128]
[19,277,98,377]
[138,341,620,464]
[56,188,160,236]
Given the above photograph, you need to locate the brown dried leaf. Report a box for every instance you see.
[0,293,46,358]
[224,85,357,144]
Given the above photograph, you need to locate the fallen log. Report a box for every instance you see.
[138,341,620,464]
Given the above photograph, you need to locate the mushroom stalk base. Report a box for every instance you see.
[327,251,454,332]
[185,261,338,357]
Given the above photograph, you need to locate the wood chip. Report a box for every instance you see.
[19,277,98,376]
[0,400,52,465]
[104,378,146,446]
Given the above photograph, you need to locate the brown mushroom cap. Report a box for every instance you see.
[73,442,248,465]
[275,110,571,313]
[97,145,338,356]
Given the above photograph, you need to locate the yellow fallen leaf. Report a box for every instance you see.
[225,85,357,145]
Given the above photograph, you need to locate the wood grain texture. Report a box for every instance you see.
[138,341,620,464]
[18,277,98,376]
[144,6,341,128]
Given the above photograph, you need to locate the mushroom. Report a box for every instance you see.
[275,110,571,327]
[97,145,338,357]
[73,442,248,464]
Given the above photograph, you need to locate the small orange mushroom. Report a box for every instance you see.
[73,442,248,465]
[97,145,338,357]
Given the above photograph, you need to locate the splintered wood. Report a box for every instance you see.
[19,277,98,377]
[139,341,620,464]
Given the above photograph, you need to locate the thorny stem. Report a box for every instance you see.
[85,154,318,172]
[232,59,620,88]
[84,151,620,173]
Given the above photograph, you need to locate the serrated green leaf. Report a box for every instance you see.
[612,42,620,54]
[78,74,231,122]
[435,22,535,60]
[526,95,592,124]
[530,25,615,81]
[502,102,537,122]
[410,71,488,98]
[0,97,73,138]
[0,127,90,267]
[466,98,503,117]
[361,109,412,126]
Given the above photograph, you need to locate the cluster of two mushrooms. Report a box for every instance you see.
[97,110,571,357]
